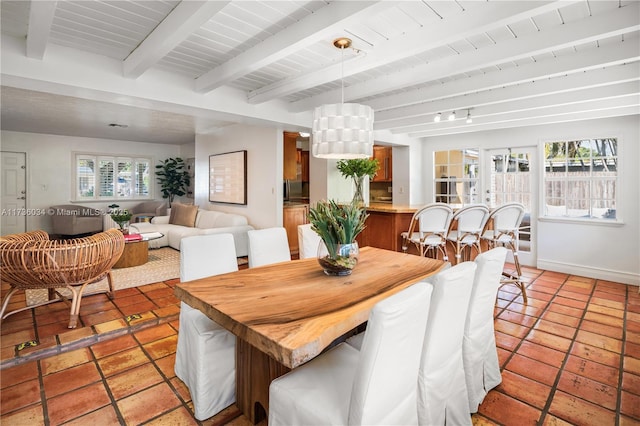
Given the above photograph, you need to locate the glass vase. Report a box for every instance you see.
[317,240,359,276]
[352,176,365,206]
[118,221,130,235]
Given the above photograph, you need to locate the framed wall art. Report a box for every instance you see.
[209,150,247,205]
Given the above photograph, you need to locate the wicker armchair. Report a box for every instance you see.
[0,229,125,328]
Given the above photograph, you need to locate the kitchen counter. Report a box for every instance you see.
[283,200,309,208]
[366,203,419,214]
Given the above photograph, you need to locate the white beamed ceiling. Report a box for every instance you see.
[1,0,638,144]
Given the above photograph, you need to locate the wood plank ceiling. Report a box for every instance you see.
[1,0,638,142]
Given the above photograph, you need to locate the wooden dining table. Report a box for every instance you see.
[175,246,446,424]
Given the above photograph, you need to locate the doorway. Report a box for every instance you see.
[483,147,536,266]
[1,151,27,235]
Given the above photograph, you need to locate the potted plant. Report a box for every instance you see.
[110,208,132,234]
[155,157,191,207]
[336,158,379,205]
[308,199,368,276]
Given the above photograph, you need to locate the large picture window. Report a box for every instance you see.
[543,138,618,220]
[434,149,479,206]
[75,154,151,200]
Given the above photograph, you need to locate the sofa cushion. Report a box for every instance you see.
[195,210,225,229]
[196,209,249,228]
[170,203,198,227]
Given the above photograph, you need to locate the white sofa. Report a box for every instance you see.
[129,208,254,257]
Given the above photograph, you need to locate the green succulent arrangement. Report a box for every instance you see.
[308,200,368,271]
[110,209,132,230]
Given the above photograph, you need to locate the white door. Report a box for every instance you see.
[1,152,27,235]
[483,147,536,266]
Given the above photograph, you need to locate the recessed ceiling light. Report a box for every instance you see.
[434,113,441,122]
[108,123,129,128]
[448,111,456,121]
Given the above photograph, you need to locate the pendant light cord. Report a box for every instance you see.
[341,45,345,105]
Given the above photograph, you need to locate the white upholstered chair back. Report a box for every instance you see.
[180,233,238,281]
[418,261,476,426]
[176,233,238,420]
[463,247,507,413]
[349,282,434,425]
[268,282,433,426]
[297,223,322,259]
[248,227,291,267]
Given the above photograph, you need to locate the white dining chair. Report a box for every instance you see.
[463,247,507,413]
[297,223,322,259]
[446,204,490,264]
[481,202,527,302]
[174,233,238,421]
[269,281,434,426]
[418,261,476,426]
[401,203,454,260]
[247,227,291,267]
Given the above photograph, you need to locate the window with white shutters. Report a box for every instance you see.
[75,153,152,201]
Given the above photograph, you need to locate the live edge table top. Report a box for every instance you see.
[175,246,446,369]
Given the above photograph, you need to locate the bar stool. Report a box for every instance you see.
[446,204,490,264]
[481,202,527,303]
[401,203,453,261]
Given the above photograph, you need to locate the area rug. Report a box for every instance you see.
[25,247,180,306]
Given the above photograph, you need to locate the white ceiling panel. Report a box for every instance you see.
[1,0,638,143]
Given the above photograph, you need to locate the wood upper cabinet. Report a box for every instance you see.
[283,204,309,254]
[301,150,309,183]
[284,132,298,180]
[372,146,392,182]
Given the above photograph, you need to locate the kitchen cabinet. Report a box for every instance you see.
[372,146,392,182]
[283,132,298,180]
[356,206,414,252]
[283,204,309,254]
[300,150,309,183]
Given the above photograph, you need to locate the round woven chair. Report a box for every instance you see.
[0,229,125,328]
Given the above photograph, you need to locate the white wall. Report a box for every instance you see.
[195,124,283,229]
[419,115,640,285]
[0,130,181,233]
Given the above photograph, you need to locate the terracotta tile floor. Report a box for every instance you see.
[1,265,639,425]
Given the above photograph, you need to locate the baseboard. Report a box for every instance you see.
[537,258,640,286]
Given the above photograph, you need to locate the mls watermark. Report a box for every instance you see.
[1,208,108,217]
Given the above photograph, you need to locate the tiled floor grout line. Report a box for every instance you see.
[36,358,50,426]
[615,284,629,426]
[130,323,197,426]
[537,277,600,425]
[88,344,129,426]
[476,270,566,425]
[494,271,563,378]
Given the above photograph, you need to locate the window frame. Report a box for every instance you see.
[540,136,622,225]
[433,148,480,208]
[73,152,153,201]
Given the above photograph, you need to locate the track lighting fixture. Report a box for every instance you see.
[466,110,472,123]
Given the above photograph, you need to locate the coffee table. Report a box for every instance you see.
[113,232,164,269]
